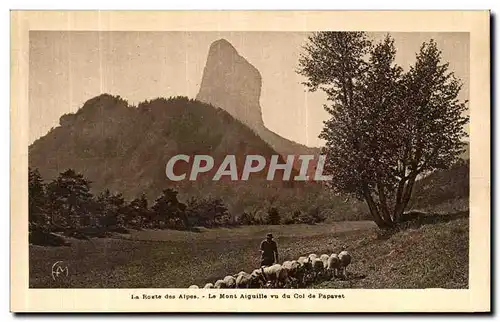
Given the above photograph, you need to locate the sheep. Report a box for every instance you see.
[282,260,302,288]
[188,285,199,289]
[297,256,314,284]
[327,253,341,278]
[249,269,266,288]
[234,271,247,277]
[297,256,311,268]
[338,250,352,279]
[223,275,237,288]
[308,254,323,274]
[320,254,330,267]
[203,249,352,290]
[298,256,313,273]
[309,253,328,279]
[261,264,289,288]
[214,279,227,289]
[282,261,298,274]
[235,271,252,288]
[310,257,325,280]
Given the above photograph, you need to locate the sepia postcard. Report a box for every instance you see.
[11,10,490,313]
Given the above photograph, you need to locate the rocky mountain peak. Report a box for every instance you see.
[196,38,264,129]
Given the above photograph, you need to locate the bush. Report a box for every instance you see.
[268,207,281,225]
[254,209,270,225]
[237,212,255,225]
[298,211,315,225]
[291,210,301,223]
[309,207,326,223]
[281,214,295,225]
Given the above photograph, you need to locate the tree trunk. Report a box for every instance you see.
[394,178,406,211]
[377,183,393,224]
[362,185,393,229]
[393,173,417,222]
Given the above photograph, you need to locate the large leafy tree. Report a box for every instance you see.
[186,196,230,227]
[298,32,468,228]
[152,188,188,229]
[97,189,127,228]
[125,193,151,228]
[46,169,94,228]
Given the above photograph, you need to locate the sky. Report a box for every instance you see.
[29,31,469,146]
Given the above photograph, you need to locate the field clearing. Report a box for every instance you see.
[29,214,468,289]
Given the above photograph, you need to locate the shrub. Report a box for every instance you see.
[298,211,315,225]
[268,207,281,225]
[237,212,255,225]
[309,207,326,223]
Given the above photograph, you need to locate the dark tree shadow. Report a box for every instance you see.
[376,210,469,239]
[29,230,71,247]
[400,210,469,226]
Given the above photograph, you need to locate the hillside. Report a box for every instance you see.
[314,213,469,289]
[409,159,469,213]
[29,94,342,216]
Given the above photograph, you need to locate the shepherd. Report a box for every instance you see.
[260,233,278,267]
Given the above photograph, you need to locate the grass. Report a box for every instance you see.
[29,212,468,289]
[29,221,373,288]
[314,212,469,289]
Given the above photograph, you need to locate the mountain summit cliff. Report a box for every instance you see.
[196,39,320,158]
[197,39,265,130]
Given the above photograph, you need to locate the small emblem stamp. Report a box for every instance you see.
[51,261,69,281]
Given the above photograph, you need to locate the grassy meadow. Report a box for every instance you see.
[29,210,468,289]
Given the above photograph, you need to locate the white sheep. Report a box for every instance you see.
[235,271,252,288]
[234,271,247,277]
[310,257,324,279]
[188,285,199,289]
[249,269,266,288]
[214,279,227,289]
[338,250,352,279]
[203,283,214,289]
[297,256,310,268]
[327,253,341,278]
[282,260,296,271]
[282,260,301,288]
[320,254,330,268]
[261,264,289,288]
[223,275,237,288]
[297,256,314,283]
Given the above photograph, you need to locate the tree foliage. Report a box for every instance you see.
[46,169,93,228]
[186,196,231,227]
[96,189,127,229]
[29,167,47,230]
[151,188,188,229]
[268,207,281,225]
[125,194,151,228]
[298,32,469,228]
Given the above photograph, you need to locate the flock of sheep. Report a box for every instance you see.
[188,250,352,289]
